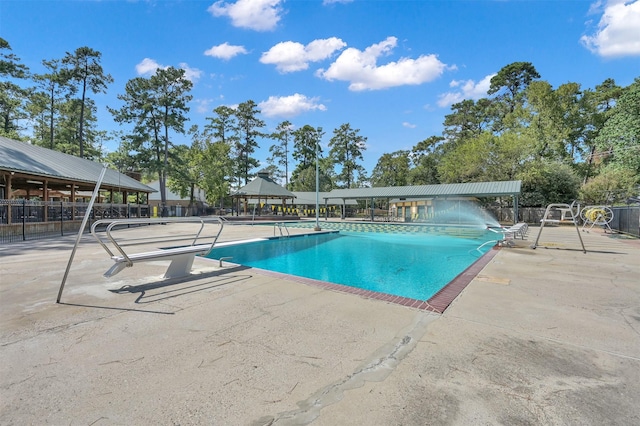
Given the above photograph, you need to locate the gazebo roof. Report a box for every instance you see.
[232,172,296,199]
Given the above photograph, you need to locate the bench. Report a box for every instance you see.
[91,217,225,279]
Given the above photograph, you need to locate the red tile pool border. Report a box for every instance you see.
[251,246,500,314]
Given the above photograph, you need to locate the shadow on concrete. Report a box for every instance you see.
[109,266,253,304]
[57,302,175,315]
[532,246,627,254]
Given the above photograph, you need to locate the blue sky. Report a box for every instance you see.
[2,0,639,175]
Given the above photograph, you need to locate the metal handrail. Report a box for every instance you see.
[274,222,290,237]
[90,216,225,266]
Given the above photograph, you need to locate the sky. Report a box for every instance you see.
[1,0,639,176]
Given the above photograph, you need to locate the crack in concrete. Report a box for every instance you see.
[252,312,437,426]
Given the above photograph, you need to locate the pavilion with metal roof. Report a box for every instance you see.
[322,180,522,223]
[231,170,296,215]
[0,136,154,202]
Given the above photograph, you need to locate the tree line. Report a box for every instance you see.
[2,38,638,211]
[371,62,639,206]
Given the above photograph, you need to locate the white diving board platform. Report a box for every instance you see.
[91,217,229,279]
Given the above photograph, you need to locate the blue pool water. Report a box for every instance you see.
[206,229,496,300]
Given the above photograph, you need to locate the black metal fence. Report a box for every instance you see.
[486,205,639,237]
[2,200,638,244]
[0,200,151,244]
[611,206,640,237]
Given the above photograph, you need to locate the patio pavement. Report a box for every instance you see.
[1,222,639,425]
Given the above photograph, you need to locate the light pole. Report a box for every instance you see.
[314,137,321,231]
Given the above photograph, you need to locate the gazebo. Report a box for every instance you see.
[231,170,296,216]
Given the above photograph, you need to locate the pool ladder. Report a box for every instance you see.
[274,222,290,237]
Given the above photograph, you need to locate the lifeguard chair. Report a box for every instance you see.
[532,200,586,253]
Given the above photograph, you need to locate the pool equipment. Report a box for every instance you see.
[580,206,614,233]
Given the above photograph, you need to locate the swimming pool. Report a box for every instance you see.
[205,227,497,301]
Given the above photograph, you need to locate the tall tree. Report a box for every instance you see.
[595,78,640,174]
[580,78,624,182]
[290,125,325,190]
[488,61,540,114]
[205,105,239,190]
[62,46,113,158]
[442,98,494,145]
[233,100,265,186]
[32,59,72,149]
[328,123,367,188]
[289,160,333,192]
[292,124,324,168]
[526,80,583,161]
[0,38,30,139]
[267,120,293,187]
[54,98,102,159]
[370,150,410,187]
[205,105,237,146]
[438,130,533,183]
[169,125,233,212]
[110,66,192,216]
[408,136,443,185]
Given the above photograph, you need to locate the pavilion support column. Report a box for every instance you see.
[123,191,129,217]
[43,180,49,222]
[370,197,374,222]
[6,173,12,224]
[387,198,390,221]
[513,195,519,225]
[70,184,76,222]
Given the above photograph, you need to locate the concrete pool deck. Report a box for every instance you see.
[1,223,639,425]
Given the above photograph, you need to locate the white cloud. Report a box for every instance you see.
[135,58,202,83]
[316,36,447,91]
[179,63,203,83]
[581,0,640,57]
[195,99,214,114]
[204,42,249,60]
[260,38,346,73]
[402,122,416,129]
[437,73,495,108]
[258,93,327,118]
[135,58,161,75]
[208,0,283,31]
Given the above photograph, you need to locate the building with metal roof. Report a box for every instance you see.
[322,181,522,223]
[292,192,358,206]
[0,136,154,201]
[323,181,521,200]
